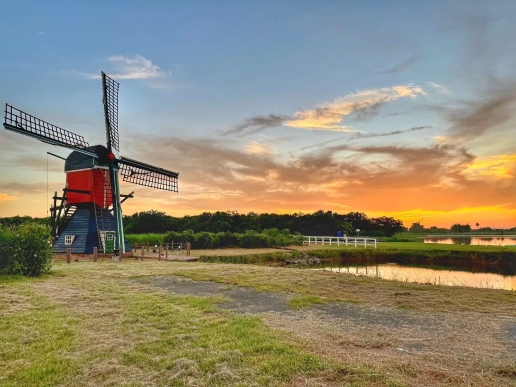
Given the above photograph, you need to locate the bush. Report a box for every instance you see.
[127,228,304,249]
[0,223,52,276]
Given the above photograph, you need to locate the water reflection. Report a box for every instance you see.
[319,264,516,290]
[424,236,516,246]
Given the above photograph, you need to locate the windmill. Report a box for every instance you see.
[3,72,179,258]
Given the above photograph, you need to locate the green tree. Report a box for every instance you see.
[409,222,425,233]
[450,223,472,233]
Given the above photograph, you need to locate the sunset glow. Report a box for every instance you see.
[1,2,515,229]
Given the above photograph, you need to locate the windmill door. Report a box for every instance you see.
[98,231,116,254]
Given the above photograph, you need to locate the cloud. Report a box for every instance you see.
[118,135,511,212]
[62,54,171,87]
[105,55,167,80]
[245,141,271,155]
[444,82,516,140]
[348,126,432,141]
[0,193,15,202]
[285,85,426,130]
[427,82,450,95]
[225,84,426,136]
[461,154,516,179]
[377,52,421,74]
[222,114,290,137]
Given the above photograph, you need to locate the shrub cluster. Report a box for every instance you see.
[0,223,52,276]
[126,228,304,249]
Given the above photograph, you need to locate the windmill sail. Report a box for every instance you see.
[3,104,96,157]
[118,156,179,192]
[101,72,120,152]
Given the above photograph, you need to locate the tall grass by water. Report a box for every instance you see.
[198,242,516,270]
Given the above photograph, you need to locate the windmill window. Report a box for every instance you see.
[64,235,75,245]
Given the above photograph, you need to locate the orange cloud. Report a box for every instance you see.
[286,85,425,130]
[0,193,15,202]
[461,154,516,179]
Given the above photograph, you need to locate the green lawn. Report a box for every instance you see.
[0,262,398,387]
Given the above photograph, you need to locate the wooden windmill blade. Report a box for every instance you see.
[117,157,179,192]
[101,72,120,152]
[3,104,98,158]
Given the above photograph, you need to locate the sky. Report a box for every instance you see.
[0,0,515,229]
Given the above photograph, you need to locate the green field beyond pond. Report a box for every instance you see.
[194,242,516,266]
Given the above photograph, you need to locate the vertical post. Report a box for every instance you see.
[166,243,168,260]
[66,248,71,263]
[93,247,98,262]
[322,237,325,245]
[337,237,340,246]
[345,236,348,246]
[365,239,367,248]
[141,245,144,260]
[330,237,332,246]
[374,239,377,249]
[354,239,357,248]
[51,191,57,237]
[158,244,162,261]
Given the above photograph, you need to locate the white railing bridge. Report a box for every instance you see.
[303,236,377,249]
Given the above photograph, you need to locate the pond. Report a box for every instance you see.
[424,236,516,246]
[317,263,516,291]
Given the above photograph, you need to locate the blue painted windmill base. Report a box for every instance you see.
[52,205,132,254]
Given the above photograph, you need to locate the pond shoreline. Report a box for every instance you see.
[199,246,516,272]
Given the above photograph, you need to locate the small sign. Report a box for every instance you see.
[356,229,360,232]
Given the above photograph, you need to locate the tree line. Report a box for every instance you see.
[122,210,405,237]
[408,221,515,233]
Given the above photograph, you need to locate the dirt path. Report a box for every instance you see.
[148,275,516,387]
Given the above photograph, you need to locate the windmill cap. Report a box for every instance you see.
[64,145,112,172]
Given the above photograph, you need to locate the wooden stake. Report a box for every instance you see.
[165,243,168,260]
[158,244,162,261]
[141,245,144,260]
[66,248,71,264]
[93,247,98,262]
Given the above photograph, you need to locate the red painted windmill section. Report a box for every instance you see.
[66,169,113,208]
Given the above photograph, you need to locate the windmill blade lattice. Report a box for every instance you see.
[118,157,178,192]
[102,72,120,152]
[4,104,89,148]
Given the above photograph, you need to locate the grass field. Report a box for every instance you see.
[1,261,409,387]
[1,258,516,386]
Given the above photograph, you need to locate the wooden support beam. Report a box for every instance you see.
[93,247,98,262]
[66,248,71,264]
[63,188,90,195]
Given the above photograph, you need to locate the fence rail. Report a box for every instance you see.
[303,236,377,249]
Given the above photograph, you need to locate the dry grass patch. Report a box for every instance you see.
[1,260,402,386]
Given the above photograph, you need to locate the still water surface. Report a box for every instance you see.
[319,264,516,291]
[424,236,516,246]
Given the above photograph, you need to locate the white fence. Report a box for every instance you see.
[303,236,377,249]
